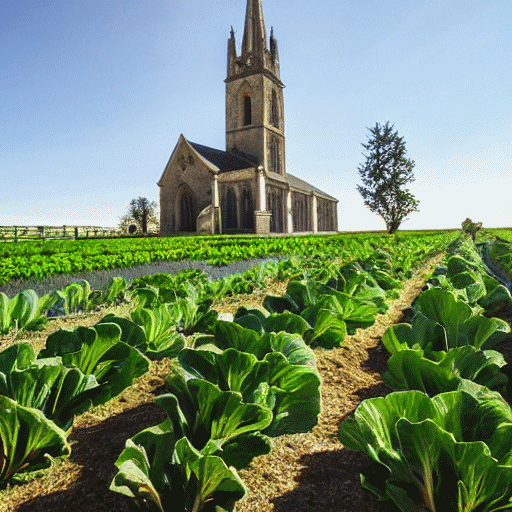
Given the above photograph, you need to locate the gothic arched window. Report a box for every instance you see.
[241,188,254,230]
[225,187,238,229]
[243,96,252,126]
[271,90,279,128]
[269,136,281,174]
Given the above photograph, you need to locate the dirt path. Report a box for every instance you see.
[0,256,441,512]
[235,255,442,512]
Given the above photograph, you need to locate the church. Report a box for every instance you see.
[158,0,338,235]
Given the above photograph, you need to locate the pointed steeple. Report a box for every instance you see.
[241,0,267,66]
[226,0,282,82]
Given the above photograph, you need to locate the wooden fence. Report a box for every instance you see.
[0,225,120,243]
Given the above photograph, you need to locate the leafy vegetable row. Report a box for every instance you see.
[339,237,512,512]
[0,231,456,285]
[109,249,409,511]
[0,234,452,495]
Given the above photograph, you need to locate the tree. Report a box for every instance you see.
[357,121,419,234]
[121,196,158,235]
[461,218,482,242]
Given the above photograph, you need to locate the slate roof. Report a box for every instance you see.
[189,142,257,173]
[189,141,337,203]
[285,173,338,202]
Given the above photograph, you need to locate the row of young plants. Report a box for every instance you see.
[0,232,456,336]
[339,237,512,512]
[0,259,292,336]
[0,263,287,485]
[108,248,412,511]
[0,251,371,487]
[483,237,512,286]
[0,233,453,503]
[0,231,456,285]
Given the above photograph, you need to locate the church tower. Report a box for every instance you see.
[226,0,286,176]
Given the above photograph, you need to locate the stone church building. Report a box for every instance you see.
[158,0,338,235]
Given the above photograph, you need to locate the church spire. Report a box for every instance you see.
[226,0,282,82]
[241,0,267,65]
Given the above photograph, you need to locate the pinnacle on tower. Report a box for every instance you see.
[241,0,267,65]
[226,0,281,81]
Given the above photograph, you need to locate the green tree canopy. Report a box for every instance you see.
[357,122,419,234]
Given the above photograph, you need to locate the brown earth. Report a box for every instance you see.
[0,257,441,512]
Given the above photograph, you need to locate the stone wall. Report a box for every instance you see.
[159,144,213,235]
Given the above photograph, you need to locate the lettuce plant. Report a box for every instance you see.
[234,307,346,349]
[384,346,508,396]
[0,289,56,334]
[0,342,100,431]
[384,288,510,355]
[339,389,512,511]
[0,395,70,482]
[100,313,186,361]
[176,345,322,436]
[39,322,149,406]
[111,429,246,512]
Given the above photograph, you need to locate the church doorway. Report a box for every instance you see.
[178,188,196,232]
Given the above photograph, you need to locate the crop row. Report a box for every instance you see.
[0,230,453,510]
[0,231,457,286]
[339,236,512,511]
[108,247,411,510]
[484,237,512,284]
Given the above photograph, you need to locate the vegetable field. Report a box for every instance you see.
[2,229,512,511]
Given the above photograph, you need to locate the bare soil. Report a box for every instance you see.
[0,258,441,512]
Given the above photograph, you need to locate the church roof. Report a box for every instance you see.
[189,142,258,173]
[287,173,338,202]
[190,140,337,202]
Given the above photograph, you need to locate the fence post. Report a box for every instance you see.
[63,225,67,238]
[14,226,18,243]
[74,227,79,240]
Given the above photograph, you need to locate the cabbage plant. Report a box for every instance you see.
[0,342,100,431]
[0,289,56,334]
[39,322,149,406]
[111,378,273,511]
[156,381,272,469]
[0,395,70,482]
[51,280,92,316]
[98,313,183,360]
[176,345,322,436]
[339,389,512,511]
[234,307,346,349]
[383,288,510,355]
[384,346,508,396]
[262,279,379,341]
[111,430,246,512]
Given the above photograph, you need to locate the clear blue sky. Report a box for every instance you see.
[1,0,511,231]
